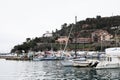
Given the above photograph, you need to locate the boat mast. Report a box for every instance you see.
[63,24,73,52]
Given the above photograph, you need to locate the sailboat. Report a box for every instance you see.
[61,16,98,67]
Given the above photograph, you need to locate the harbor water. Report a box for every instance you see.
[0,59,120,80]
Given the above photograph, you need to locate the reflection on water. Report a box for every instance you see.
[0,59,120,80]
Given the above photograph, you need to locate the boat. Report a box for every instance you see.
[33,55,44,61]
[62,47,120,68]
[73,58,98,67]
[61,58,85,67]
[72,59,91,67]
[33,56,64,61]
[61,57,99,67]
[95,47,120,69]
[33,51,65,61]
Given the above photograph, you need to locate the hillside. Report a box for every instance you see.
[11,15,120,53]
[55,15,120,37]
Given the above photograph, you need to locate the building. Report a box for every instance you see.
[43,31,53,37]
[72,38,92,43]
[91,29,113,42]
[55,36,69,44]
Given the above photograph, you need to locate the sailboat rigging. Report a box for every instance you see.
[63,16,77,58]
[63,24,74,52]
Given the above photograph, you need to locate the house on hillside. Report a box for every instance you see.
[91,29,113,42]
[82,24,90,29]
[43,31,53,37]
[72,38,92,44]
[55,36,69,44]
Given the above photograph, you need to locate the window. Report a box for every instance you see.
[110,57,112,61]
[107,57,109,61]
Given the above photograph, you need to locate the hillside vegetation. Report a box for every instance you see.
[11,15,120,53]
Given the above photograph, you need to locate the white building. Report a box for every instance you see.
[43,31,53,37]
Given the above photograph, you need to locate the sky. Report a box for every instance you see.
[0,0,120,53]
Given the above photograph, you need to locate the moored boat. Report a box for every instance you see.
[33,51,65,61]
[95,47,120,69]
[61,57,98,67]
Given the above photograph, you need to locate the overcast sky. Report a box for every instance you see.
[0,0,120,53]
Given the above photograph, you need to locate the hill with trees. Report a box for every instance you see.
[11,15,120,53]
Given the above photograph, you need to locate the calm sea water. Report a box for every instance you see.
[0,59,120,80]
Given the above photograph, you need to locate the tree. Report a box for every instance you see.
[26,38,31,42]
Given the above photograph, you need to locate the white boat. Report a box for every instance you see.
[73,59,93,67]
[61,57,98,67]
[95,47,120,69]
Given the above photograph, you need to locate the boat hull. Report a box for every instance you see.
[95,62,120,69]
[33,57,64,61]
[61,59,98,67]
